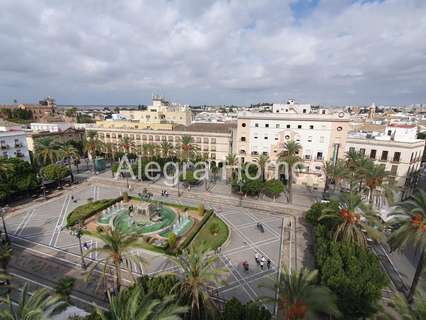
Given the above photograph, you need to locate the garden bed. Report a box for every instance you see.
[192,214,229,250]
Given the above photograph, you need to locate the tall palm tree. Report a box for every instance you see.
[96,286,187,320]
[35,137,58,165]
[0,284,66,320]
[119,136,135,154]
[388,190,426,302]
[264,268,340,320]
[324,159,348,192]
[225,152,238,183]
[345,150,371,190]
[378,291,426,319]
[278,140,302,203]
[257,154,269,182]
[160,141,174,159]
[319,191,383,247]
[102,142,117,176]
[167,245,228,320]
[180,135,197,162]
[365,163,390,203]
[58,144,79,182]
[84,228,147,291]
[142,143,156,160]
[84,131,101,172]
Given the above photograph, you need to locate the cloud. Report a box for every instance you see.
[0,0,425,105]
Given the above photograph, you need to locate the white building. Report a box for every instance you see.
[0,131,30,162]
[272,99,313,114]
[346,123,424,200]
[30,122,74,133]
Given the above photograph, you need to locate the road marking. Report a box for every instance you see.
[15,209,34,235]
[49,195,70,247]
[9,272,107,311]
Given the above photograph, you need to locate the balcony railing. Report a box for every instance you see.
[1,145,9,150]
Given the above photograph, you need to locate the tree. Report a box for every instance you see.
[160,141,174,159]
[225,153,238,182]
[84,228,147,291]
[318,191,383,248]
[381,292,426,319]
[168,245,228,320]
[85,131,102,172]
[119,136,135,154]
[257,154,269,181]
[388,190,426,302]
[65,107,78,117]
[180,135,197,162]
[35,137,59,165]
[365,163,390,203]
[0,284,66,320]
[59,144,79,182]
[242,179,263,197]
[0,242,12,289]
[263,179,285,200]
[324,160,348,192]
[54,276,76,303]
[278,140,302,203]
[96,286,187,320]
[264,268,340,320]
[40,163,70,186]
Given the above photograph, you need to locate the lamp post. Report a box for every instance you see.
[238,181,244,207]
[71,220,87,270]
[0,206,9,244]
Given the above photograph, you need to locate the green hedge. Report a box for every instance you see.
[66,197,122,227]
[192,215,229,250]
[179,209,214,250]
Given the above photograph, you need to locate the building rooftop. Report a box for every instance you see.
[174,122,237,133]
[0,130,27,137]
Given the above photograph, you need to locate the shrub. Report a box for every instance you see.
[66,197,122,227]
[197,203,205,217]
[179,170,201,185]
[223,298,271,320]
[168,232,177,249]
[180,209,214,249]
[263,179,285,198]
[223,297,244,320]
[40,163,70,182]
[209,222,220,235]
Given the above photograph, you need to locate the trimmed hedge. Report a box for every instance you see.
[179,209,214,249]
[66,197,122,227]
[192,215,229,250]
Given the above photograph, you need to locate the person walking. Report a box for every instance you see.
[267,259,271,269]
[260,260,264,270]
[255,252,260,264]
[261,255,266,265]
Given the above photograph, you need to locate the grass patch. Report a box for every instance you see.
[192,215,229,250]
[66,197,121,227]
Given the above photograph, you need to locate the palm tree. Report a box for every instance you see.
[84,228,147,291]
[180,135,197,162]
[0,161,13,179]
[35,137,58,165]
[102,142,117,176]
[142,143,156,160]
[365,163,390,203]
[377,291,426,319]
[225,152,238,183]
[96,286,187,320]
[264,268,340,319]
[167,245,228,320]
[0,284,66,320]
[388,190,426,302]
[54,276,75,303]
[58,144,79,182]
[324,159,348,192]
[319,191,383,247]
[160,141,174,159]
[345,150,371,191]
[257,154,269,181]
[84,131,101,172]
[278,140,302,203]
[119,136,135,154]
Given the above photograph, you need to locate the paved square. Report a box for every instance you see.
[6,182,289,310]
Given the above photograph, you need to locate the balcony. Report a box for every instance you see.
[15,143,23,148]
[16,153,25,158]
[1,145,9,150]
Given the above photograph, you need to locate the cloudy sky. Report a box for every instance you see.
[0,0,425,106]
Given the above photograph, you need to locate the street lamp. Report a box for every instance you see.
[0,206,9,244]
[238,181,244,206]
[71,220,87,270]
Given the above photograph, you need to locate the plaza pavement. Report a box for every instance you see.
[4,178,300,312]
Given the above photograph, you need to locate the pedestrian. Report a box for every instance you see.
[255,252,260,264]
[71,195,74,201]
[267,259,271,269]
[260,260,264,270]
[261,256,266,265]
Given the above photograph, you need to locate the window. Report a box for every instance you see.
[254,136,258,139]
[308,136,312,142]
[298,125,302,129]
[242,123,246,127]
[264,136,268,140]
[309,125,314,129]
[370,149,377,159]
[211,138,216,144]
[393,152,401,162]
[262,152,268,156]
[285,135,290,140]
[276,124,280,128]
[359,148,365,155]
[387,130,392,136]
[255,123,259,128]
[204,138,209,143]
[265,124,269,128]
[322,110,326,114]
[241,137,246,142]
[304,154,311,160]
[337,126,343,131]
[303,109,307,113]
[316,152,323,160]
[319,136,325,143]
[390,165,398,175]
[381,150,388,161]
[286,125,291,129]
